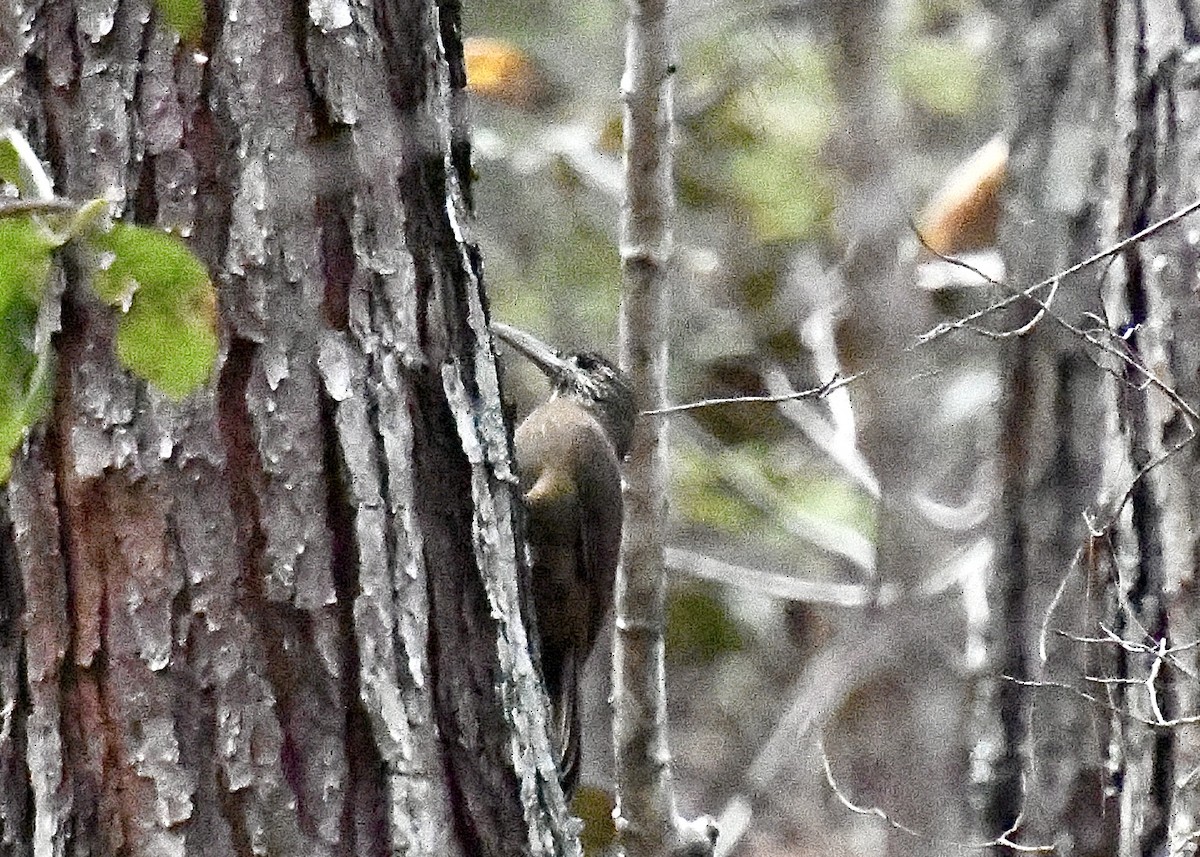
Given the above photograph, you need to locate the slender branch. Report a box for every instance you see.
[0,198,80,217]
[612,0,715,852]
[643,372,859,416]
[916,195,1200,347]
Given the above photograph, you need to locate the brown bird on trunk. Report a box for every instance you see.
[492,322,635,799]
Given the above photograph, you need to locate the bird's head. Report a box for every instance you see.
[493,322,636,459]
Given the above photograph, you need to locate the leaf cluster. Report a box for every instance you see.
[0,131,217,481]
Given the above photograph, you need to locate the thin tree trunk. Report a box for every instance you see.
[824,2,972,853]
[985,2,1112,853]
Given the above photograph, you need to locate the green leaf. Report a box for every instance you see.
[115,300,218,400]
[91,223,208,305]
[0,217,60,310]
[155,0,205,41]
[0,138,19,189]
[90,223,218,399]
[0,300,53,484]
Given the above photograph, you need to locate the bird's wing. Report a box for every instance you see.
[576,420,624,645]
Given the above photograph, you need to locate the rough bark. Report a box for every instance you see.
[1098,3,1200,855]
[0,1,574,855]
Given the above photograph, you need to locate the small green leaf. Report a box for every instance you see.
[0,301,53,484]
[90,223,218,398]
[0,139,19,189]
[155,0,205,42]
[115,300,218,400]
[0,217,60,309]
[91,223,209,306]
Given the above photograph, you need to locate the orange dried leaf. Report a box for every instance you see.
[464,37,545,108]
[918,135,1008,256]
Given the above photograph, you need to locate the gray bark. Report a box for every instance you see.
[0,1,573,855]
[1098,3,1200,855]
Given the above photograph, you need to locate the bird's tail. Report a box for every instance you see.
[552,647,582,802]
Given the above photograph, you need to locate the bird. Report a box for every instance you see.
[492,321,635,800]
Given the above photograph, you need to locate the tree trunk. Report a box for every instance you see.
[0,2,574,855]
[982,3,1114,854]
[1099,3,1200,855]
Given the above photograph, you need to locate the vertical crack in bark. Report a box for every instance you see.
[49,305,138,852]
[990,338,1033,839]
[435,0,473,212]
[213,335,267,850]
[131,150,159,224]
[320,386,388,857]
[51,297,110,719]
[290,0,328,132]
[318,196,354,333]
[1118,28,1174,851]
[129,11,157,224]
[378,0,477,367]
[0,482,33,848]
[186,0,235,274]
[216,337,266,598]
[220,335,349,850]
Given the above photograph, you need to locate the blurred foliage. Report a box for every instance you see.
[465,37,552,108]
[712,40,836,243]
[673,436,875,537]
[666,583,744,665]
[153,0,205,42]
[572,786,617,856]
[893,38,983,116]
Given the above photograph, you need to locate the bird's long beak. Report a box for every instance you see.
[491,321,574,383]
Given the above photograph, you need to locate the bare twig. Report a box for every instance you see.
[1003,676,1200,729]
[643,372,859,416]
[0,197,80,217]
[917,196,1200,347]
[821,743,1055,852]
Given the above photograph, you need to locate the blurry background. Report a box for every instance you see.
[464,1,1010,854]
